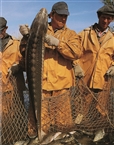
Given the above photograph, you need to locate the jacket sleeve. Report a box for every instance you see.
[57,30,82,61]
[14,40,25,71]
[72,30,85,65]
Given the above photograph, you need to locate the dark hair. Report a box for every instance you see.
[97,11,114,20]
[48,11,56,18]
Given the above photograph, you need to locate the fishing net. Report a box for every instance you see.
[0,74,28,145]
[1,74,114,144]
[41,77,114,134]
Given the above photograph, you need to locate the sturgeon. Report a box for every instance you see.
[26,8,48,141]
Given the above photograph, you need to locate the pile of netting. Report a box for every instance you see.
[41,77,114,134]
[0,75,28,145]
[1,74,114,144]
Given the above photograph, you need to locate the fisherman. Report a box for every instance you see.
[0,17,26,143]
[19,1,83,139]
[41,1,83,135]
[73,5,114,142]
[0,17,26,102]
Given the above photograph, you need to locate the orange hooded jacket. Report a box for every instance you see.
[1,36,22,92]
[43,24,82,91]
[76,26,114,90]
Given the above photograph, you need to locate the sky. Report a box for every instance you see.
[0,0,114,38]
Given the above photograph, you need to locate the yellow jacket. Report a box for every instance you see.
[77,26,114,90]
[43,24,82,91]
[1,36,22,91]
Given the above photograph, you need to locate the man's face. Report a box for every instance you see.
[98,14,113,31]
[0,28,6,39]
[51,12,68,30]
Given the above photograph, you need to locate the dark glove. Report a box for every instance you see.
[44,34,59,47]
[106,65,114,76]
[8,64,21,76]
[19,35,29,58]
[74,64,84,78]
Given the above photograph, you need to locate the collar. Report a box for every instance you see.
[48,22,67,33]
[93,23,109,33]
[93,23,109,37]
